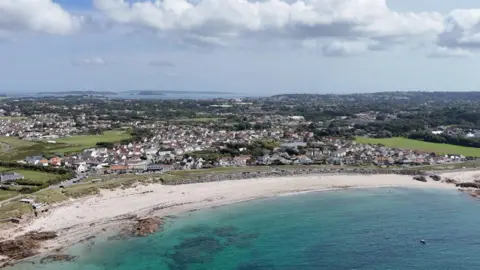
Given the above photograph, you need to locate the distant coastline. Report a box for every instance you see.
[37,91,118,96]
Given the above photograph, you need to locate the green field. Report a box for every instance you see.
[0,116,28,120]
[170,117,225,123]
[355,137,480,157]
[0,130,132,160]
[0,190,19,201]
[52,130,132,153]
[0,167,59,185]
[0,167,61,202]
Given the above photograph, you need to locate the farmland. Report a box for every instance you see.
[0,167,59,185]
[52,130,132,153]
[0,167,61,201]
[0,130,132,161]
[355,137,480,157]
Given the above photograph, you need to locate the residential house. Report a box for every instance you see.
[49,157,62,167]
[0,172,24,184]
[126,160,148,171]
[72,161,87,173]
[107,165,128,174]
[38,159,49,166]
[25,156,43,165]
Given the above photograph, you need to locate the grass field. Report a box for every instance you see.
[356,137,480,157]
[0,130,133,161]
[170,117,225,123]
[0,167,60,185]
[0,190,20,201]
[0,116,28,120]
[52,130,132,153]
[0,136,35,148]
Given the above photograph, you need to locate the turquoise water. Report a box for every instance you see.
[9,188,480,270]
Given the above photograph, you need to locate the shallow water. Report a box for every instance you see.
[9,188,480,270]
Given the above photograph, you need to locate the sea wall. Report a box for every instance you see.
[163,168,424,185]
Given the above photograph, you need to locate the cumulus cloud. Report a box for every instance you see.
[428,46,474,58]
[436,9,480,52]
[148,60,176,67]
[0,0,81,36]
[303,39,380,56]
[93,0,444,52]
[72,57,109,66]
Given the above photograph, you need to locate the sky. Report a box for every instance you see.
[1,0,480,95]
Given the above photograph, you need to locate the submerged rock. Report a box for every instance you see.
[468,190,480,199]
[40,254,77,264]
[131,217,162,237]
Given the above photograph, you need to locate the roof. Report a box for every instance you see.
[109,165,127,170]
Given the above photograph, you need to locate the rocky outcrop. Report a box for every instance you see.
[429,175,441,181]
[413,175,427,182]
[0,231,57,261]
[456,182,480,189]
[131,217,162,237]
[444,178,457,184]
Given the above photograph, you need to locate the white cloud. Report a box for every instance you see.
[428,46,474,58]
[0,0,81,36]
[94,0,445,52]
[321,40,371,57]
[72,57,109,66]
[436,9,480,52]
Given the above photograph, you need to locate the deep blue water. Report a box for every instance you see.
[9,188,480,270]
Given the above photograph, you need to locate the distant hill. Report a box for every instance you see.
[124,90,233,95]
[38,91,118,96]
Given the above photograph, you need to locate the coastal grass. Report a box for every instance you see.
[0,167,59,185]
[355,137,480,157]
[168,167,272,177]
[62,174,162,198]
[0,201,32,220]
[0,190,20,201]
[416,160,480,171]
[34,189,68,204]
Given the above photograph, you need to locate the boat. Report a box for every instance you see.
[420,239,427,244]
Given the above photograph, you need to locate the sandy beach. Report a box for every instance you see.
[0,173,461,261]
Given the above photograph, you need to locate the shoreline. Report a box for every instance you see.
[0,173,464,266]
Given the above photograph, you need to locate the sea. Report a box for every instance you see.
[8,188,480,270]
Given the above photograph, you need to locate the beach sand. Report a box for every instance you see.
[0,173,460,259]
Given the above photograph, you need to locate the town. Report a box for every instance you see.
[1,91,480,193]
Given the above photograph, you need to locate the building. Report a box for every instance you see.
[146,164,165,172]
[0,172,24,184]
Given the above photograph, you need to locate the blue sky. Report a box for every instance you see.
[1,0,480,94]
